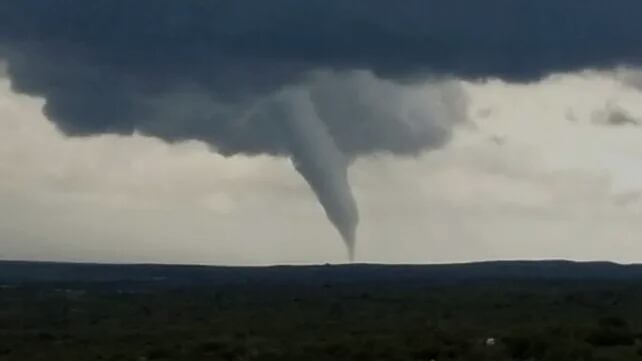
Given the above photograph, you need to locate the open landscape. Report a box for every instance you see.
[2,261,642,361]
[3,2,642,360]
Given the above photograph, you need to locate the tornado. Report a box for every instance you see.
[281,89,359,260]
[0,0,479,259]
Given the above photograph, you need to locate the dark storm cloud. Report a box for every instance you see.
[3,1,642,83]
[1,0,640,143]
[1,0,640,257]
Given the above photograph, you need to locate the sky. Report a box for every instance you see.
[1,2,642,265]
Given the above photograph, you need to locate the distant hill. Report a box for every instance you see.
[1,260,642,287]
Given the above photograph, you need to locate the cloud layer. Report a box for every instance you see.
[2,0,641,146]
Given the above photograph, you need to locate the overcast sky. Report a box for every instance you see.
[2,2,642,265]
[2,66,642,265]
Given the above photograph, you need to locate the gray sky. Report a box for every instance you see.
[2,67,642,265]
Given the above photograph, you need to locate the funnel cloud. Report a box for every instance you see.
[281,89,358,258]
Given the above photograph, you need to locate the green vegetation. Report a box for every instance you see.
[1,279,642,360]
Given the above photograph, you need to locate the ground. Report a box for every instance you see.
[1,261,642,360]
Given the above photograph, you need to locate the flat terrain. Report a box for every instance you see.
[1,260,642,360]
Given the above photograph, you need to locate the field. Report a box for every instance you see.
[1,261,642,360]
